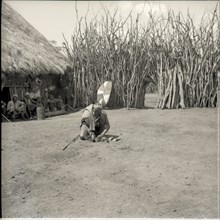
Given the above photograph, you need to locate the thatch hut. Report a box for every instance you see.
[1,2,71,109]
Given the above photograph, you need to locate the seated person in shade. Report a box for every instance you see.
[80,101,110,142]
[48,94,57,112]
[7,94,27,120]
[23,91,37,119]
[56,95,64,110]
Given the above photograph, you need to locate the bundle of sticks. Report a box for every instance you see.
[63,6,219,109]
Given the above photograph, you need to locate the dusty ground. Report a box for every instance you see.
[1,94,219,218]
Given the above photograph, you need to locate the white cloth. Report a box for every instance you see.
[7,100,25,113]
[81,104,96,132]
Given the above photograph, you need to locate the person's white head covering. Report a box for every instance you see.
[12,94,18,100]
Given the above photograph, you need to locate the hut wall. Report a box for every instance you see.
[2,72,67,108]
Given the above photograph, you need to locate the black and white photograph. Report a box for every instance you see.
[1,0,220,218]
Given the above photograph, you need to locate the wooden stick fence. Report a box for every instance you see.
[63,5,219,109]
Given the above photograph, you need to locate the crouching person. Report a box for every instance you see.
[80,103,110,142]
[7,94,27,120]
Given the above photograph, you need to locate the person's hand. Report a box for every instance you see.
[95,135,103,142]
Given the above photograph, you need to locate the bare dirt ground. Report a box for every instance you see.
[1,94,219,218]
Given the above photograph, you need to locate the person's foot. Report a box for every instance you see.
[91,133,96,142]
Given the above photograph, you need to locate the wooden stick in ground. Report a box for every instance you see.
[63,134,80,151]
[1,114,12,122]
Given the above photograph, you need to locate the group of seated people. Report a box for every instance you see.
[44,94,64,112]
[1,92,38,121]
[1,91,66,121]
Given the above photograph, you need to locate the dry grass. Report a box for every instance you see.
[1,2,70,76]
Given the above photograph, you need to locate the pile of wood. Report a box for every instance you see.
[63,6,219,109]
[155,9,219,108]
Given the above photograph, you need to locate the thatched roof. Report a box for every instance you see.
[1,2,71,75]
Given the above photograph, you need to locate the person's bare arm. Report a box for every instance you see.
[96,115,110,141]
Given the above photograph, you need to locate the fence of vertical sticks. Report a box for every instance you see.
[63,6,219,109]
